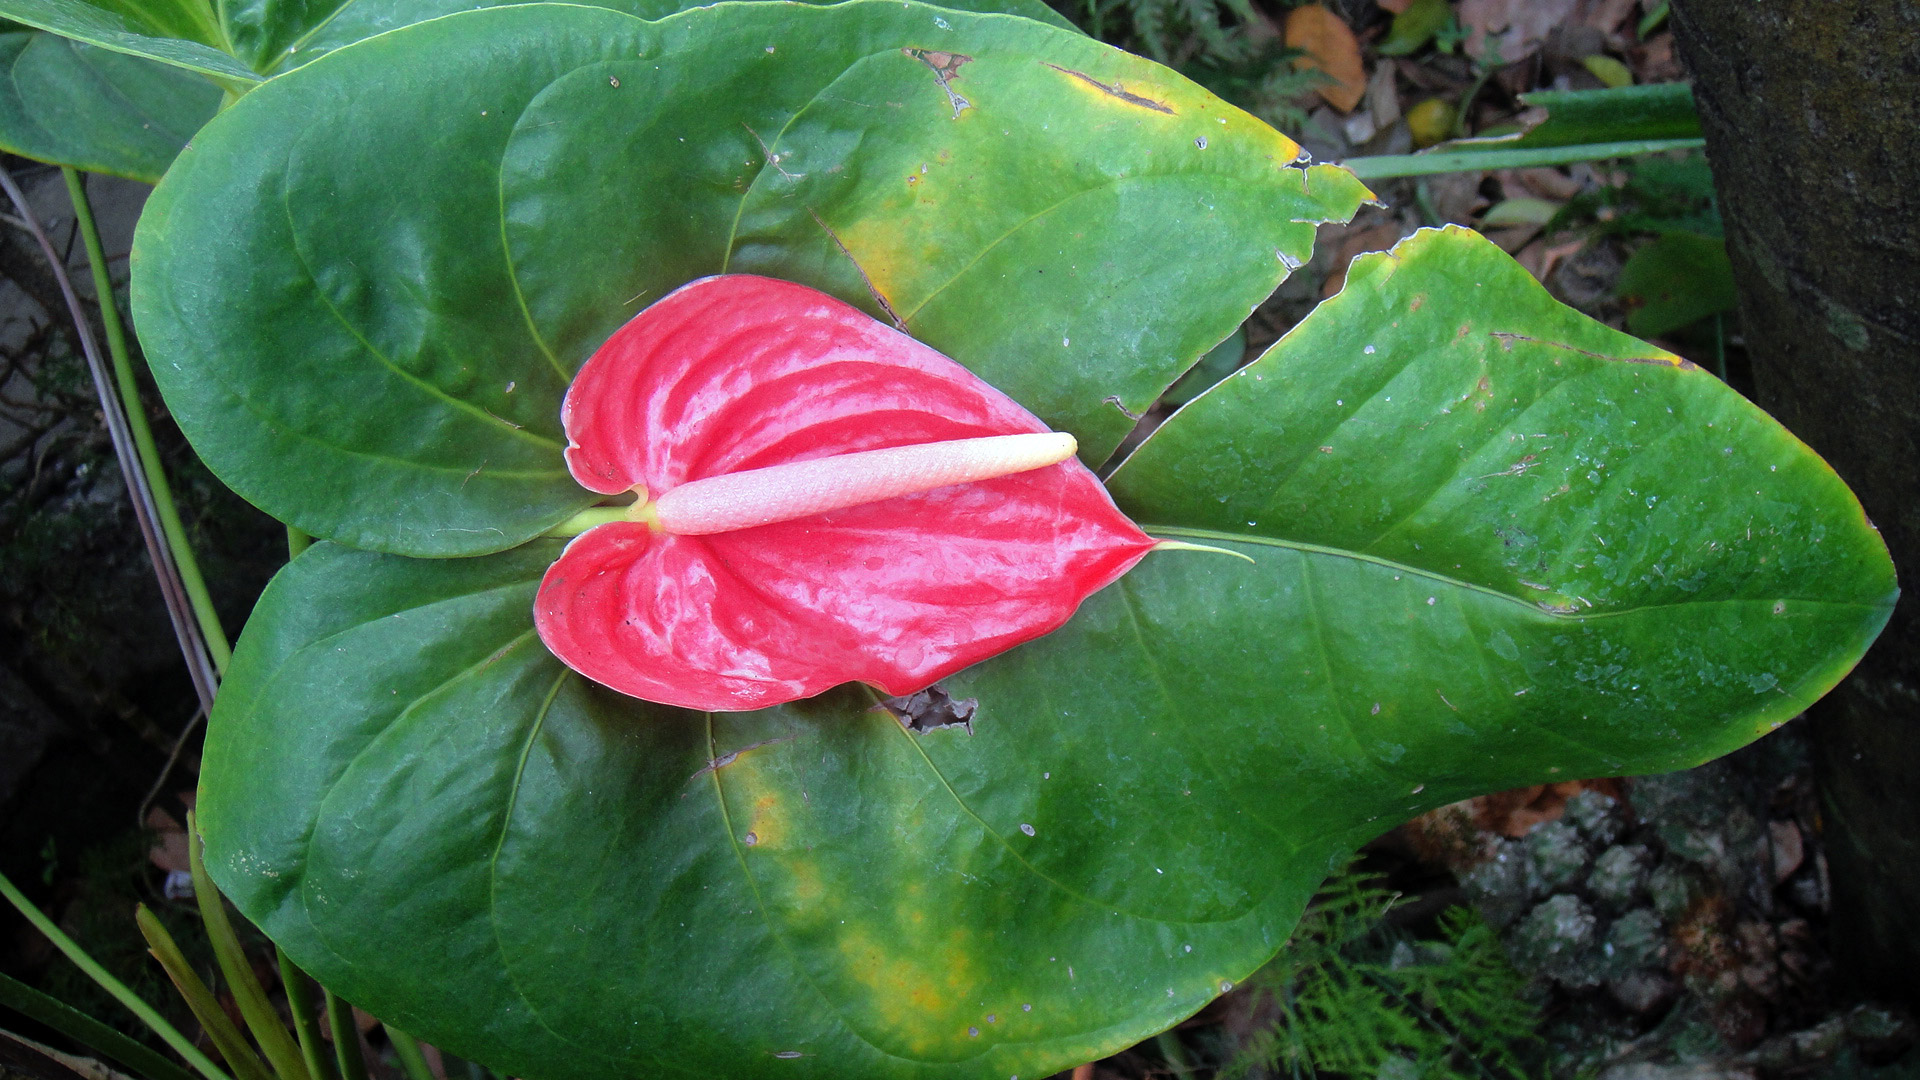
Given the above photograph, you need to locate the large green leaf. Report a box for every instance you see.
[199,227,1893,1080]
[131,1,1367,556]
[0,0,256,81]
[230,0,1077,75]
[0,0,1074,82]
[0,29,217,180]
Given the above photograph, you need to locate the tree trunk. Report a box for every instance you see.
[1670,0,1919,1002]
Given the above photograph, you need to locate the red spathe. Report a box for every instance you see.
[535,275,1156,712]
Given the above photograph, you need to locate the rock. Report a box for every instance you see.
[1590,844,1652,912]
[1608,970,1679,1015]
[1564,788,1626,847]
[1526,819,1591,893]
[1843,1003,1917,1060]
[1649,863,1712,921]
[1511,894,1602,987]
[1462,840,1534,930]
[1603,908,1669,975]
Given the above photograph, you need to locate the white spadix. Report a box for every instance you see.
[649,431,1079,535]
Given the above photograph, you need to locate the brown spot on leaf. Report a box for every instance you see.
[1041,63,1175,114]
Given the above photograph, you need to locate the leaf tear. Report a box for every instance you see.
[883,685,978,734]
[904,48,972,119]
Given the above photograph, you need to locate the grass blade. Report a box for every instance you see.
[1340,138,1705,178]
[0,870,230,1080]
[134,906,272,1080]
[0,970,200,1080]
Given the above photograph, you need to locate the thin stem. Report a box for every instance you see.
[0,164,218,715]
[287,525,311,558]
[384,1026,434,1080]
[64,165,232,674]
[0,870,233,1080]
[0,970,201,1080]
[1341,138,1706,179]
[135,905,272,1080]
[277,950,340,1080]
[543,505,638,538]
[324,993,368,1080]
[187,811,310,1080]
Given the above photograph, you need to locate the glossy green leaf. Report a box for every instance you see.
[1615,230,1737,337]
[0,0,1072,83]
[199,227,1892,1080]
[0,30,217,180]
[0,0,256,81]
[232,0,1077,75]
[131,1,1368,556]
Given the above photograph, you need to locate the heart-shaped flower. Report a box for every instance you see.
[534,275,1161,712]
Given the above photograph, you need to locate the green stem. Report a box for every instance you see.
[544,505,642,538]
[135,906,271,1080]
[323,993,367,1080]
[63,167,231,674]
[286,526,311,558]
[277,951,339,1080]
[186,812,310,1080]
[1340,138,1706,179]
[384,1026,434,1080]
[0,970,201,1080]
[0,870,232,1080]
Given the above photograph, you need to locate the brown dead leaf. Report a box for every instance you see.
[1630,30,1684,82]
[1286,5,1367,113]
[1578,0,1639,33]
[1501,165,1583,201]
[1458,0,1580,62]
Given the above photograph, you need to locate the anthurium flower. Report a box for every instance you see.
[534,275,1163,713]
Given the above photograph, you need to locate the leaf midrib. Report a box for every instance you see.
[1142,524,1891,619]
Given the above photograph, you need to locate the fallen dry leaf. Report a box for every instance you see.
[1578,0,1639,33]
[1458,0,1580,62]
[1286,4,1367,112]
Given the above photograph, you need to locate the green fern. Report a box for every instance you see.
[1217,867,1545,1080]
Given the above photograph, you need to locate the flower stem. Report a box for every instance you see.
[63,166,232,673]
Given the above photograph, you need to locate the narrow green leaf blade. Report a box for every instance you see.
[1453,83,1700,151]
[0,31,217,181]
